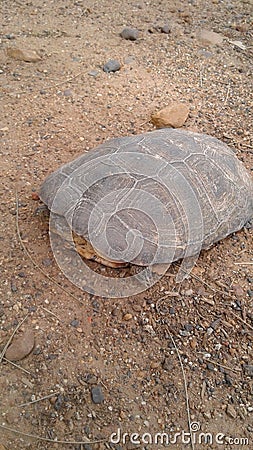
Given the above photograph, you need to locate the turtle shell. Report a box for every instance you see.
[39,128,253,266]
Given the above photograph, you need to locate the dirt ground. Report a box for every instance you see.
[0,0,253,449]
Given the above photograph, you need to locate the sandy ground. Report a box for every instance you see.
[0,0,253,449]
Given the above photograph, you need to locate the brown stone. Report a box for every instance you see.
[197,29,224,45]
[31,192,40,201]
[190,337,198,349]
[226,404,237,419]
[150,361,160,369]
[151,102,189,128]
[122,313,132,321]
[6,47,42,62]
[5,329,35,361]
[232,283,244,297]
[235,22,250,33]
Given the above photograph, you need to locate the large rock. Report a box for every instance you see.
[5,329,35,361]
[6,47,42,62]
[120,28,139,41]
[103,59,121,73]
[197,29,224,46]
[151,102,190,128]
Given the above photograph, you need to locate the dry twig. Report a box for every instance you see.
[0,314,29,364]
[224,83,231,105]
[2,357,35,377]
[40,306,61,321]
[18,391,60,408]
[45,72,82,90]
[234,262,253,265]
[0,424,103,445]
[229,310,253,333]
[204,359,241,374]
[8,72,82,96]
[176,263,227,296]
[165,327,195,450]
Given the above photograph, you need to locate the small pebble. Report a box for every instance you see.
[86,375,97,385]
[150,361,160,369]
[124,55,135,64]
[224,373,233,386]
[5,34,15,39]
[33,346,41,355]
[162,358,173,371]
[18,271,26,278]
[92,299,100,310]
[10,279,18,293]
[5,410,19,424]
[210,318,221,330]
[70,319,79,328]
[47,353,58,361]
[120,28,139,41]
[235,22,250,33]
[179,330,190,337]
[190,337,197,349]
[91,385,104,404]
[103,59,121,73]
[226,404,237,419]
[161,24,171,34]
[88,70,99,77]
[123,313,132,321]
[84,445,92,450]
[42,258,53,267]
[243,364,253,377]
[199,49,213,58]
[120,410,126,419]
[232,283,244,297]
[184,289,193,296]
[184,323,193,332]
[63,89,72,97]
[31,192,40,201]
[54,394,64,411]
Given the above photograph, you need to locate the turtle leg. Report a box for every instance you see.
[150,263,169,276]
[175,255,198,282]
[73,233,129,268]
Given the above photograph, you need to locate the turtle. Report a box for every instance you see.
[39,128,253,272]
